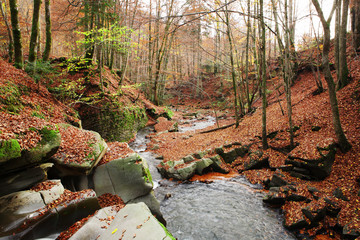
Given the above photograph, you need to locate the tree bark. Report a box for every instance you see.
[311,0,352,152]
[0,0,13,62]
[337,0,350,90]
[260,0,268,149]
[9,0,23,69]
[28,0,42,64]
[42,0,52,61]
[351,0,360,50]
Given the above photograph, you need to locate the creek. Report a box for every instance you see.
[129,119,296,240]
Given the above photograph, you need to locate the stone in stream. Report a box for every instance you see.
[97,202,175,240]
[157,154,230,181]
[0,181,100,239]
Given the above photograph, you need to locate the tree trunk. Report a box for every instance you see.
[42,0,52,61]
[9,0,23,69]
[225,1,239,127]
[337,0,350,90]
[260,0,268,149]
[311,0,352,152]
[0,0,13,62]
[351,0,360,50]
[28,0,42,64]
[335,0,341,80]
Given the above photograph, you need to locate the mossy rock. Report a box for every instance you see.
[0,139,21,163]
[82,103,148,142]
[0,126,61,175]
[0,81,24,114]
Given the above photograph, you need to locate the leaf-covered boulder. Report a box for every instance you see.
[52,124,107,175]
[244,150,269,170]
[285,140,337,180]
[0,126,61,176]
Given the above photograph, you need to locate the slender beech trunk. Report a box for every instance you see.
[9,0,23,69]
[311,0,352,152]
[351,0,360,50]
[225,1,239,127]
[260,0,268,149]
[42,0,51,61]
[335,0,341,80]
[337,0,350,90]
[28,0,42,64]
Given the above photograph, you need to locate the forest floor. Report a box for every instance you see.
[148,43,360,239]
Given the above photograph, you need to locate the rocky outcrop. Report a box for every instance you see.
[215,143,249,164]
[0,180,100,239]
[0,126,61,176]
[157,154,229,181]
[80,103,148,142]
[0,163,53,197]
[92,153,165,223]
[97,202,175,240]
[284,142,337,180]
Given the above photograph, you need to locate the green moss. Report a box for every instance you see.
[164,107,174,120]
[0,139,21,163]
[143,166,153,184]
[100,103,148,142]
[0,81,24,114]
[39,126,59,143]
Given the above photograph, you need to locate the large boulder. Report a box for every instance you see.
[0,182,100,239]
[98,202,175,240]
[93,153,153,202]
[0,126,61,176]
[52,124,107,176]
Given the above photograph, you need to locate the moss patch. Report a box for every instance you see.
[143,165,153,184]
[0,81,24,114]
[98,103,148,142]
[0,139,22,163]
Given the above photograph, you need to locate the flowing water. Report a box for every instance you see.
[129,121,296,240]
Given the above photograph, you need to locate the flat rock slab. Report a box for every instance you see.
[69,206,118,240]
[98,202,174,240]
